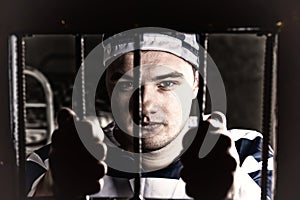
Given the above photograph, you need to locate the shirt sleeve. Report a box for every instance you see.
[231,129,273,199]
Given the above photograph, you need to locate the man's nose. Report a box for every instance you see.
[141,85,158,115]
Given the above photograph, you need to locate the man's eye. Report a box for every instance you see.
[117,81,134,90]
[158,81,175,89]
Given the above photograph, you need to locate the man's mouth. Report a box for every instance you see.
[140,121,168,136]
[142,122,165,130]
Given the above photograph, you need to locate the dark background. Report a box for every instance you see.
[0,0,299,199]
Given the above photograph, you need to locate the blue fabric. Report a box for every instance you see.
[25,161,47,194]
[107,160,182,179]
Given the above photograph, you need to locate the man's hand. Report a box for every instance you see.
[49,108,107,199]
[181,112,241,200]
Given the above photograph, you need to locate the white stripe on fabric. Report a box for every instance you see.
[27,152,47,169]
[91,176,191,199]
[229,129,263,141]
[241,156,274,174]
[27,173,46,197]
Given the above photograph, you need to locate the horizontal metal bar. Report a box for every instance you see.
[25,103,47,108]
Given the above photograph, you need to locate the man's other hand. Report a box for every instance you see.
[181,112,241,200]
[50,108,107,199]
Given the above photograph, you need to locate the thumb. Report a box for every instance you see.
[198,111,227,158]
[181,111,228,161]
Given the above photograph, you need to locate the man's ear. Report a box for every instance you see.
[192,71,199,99]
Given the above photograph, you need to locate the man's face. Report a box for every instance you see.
[106,51,199,151]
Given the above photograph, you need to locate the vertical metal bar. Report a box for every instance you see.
[80,36,86,119]
[196,33,208,121]
[202,34,208,119]
[80,35,89,200]
[261,33,275,200]
[63,35,88,200]
[75,35,86,120]
[17,35,26,200]
[8,35,21,200]
[9,35,20,167]
[131,34,143,200]
[270,34,278,199]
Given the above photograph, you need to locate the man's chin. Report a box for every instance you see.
[141,140,171,152]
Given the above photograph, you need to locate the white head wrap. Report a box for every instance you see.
[103,29,200,69]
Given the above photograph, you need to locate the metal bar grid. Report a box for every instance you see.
[9,28,278,200]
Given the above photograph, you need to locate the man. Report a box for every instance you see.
[26,29,273,199]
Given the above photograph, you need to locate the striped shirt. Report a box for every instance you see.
[26,126,273,199]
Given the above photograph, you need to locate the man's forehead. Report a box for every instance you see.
[107,51,193,74]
